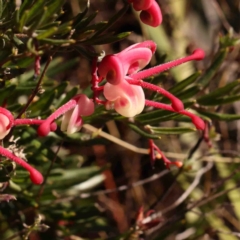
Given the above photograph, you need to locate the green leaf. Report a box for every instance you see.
[169,72,201,95]
[55,86,79,108]
[0,85,16,104]
[128,123,160,139]
[136,101,194,124]
[220,34,240,48]
[197,80,240,103]
[36,26,58,39]
[25,0,46,25]
[72,5,89,28]
[145,125,196,135]
[136,110,179,124]
[39,0,64,26]
[79,22,108,33]
[3,57,33,68]
[74,11,98,31]
[19,9,30,32]
[39,38,75,45]
[84,32,131,45]
[28,90,56,114]
[56,21,73,36]
[53,81,69,99]
[38,21,60,30]
[19,0,34,18]
[176,85,202,100]
[198,95,240,106]
[198,111,240,121]
[197,49,228,87]
[46,57,79,77]
[94,3,129,36]
[28,6,49,32]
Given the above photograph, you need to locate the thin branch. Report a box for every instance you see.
[83,124,150,155]
[36,141,63,203]
[189,184,240,210]
[50,169,169,204]
[187,136,203,159]
[211,0,234,32]
[142,162,213,225]
[17,56,52,118]
[83,124,188,159]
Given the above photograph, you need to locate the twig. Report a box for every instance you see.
[142,162,213,225]
[83,124,188,159]
[51,169,169,204]
[17,56,52,118]
[189,184,240,210]
[36,141,63,203]
[187,136,203,160]
[211,0,234,32]
[82,124,150,155]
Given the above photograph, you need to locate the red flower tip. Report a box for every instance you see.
[140,1,162,27]
[29,168,44,185]
[38,122,56,136]
[98,55,123,85]
[171,98,184,112]
[37,122,51,137]
[191,115,205,130]
[172,161,183,168]
[192,48,205,60]
[50,122,57,132]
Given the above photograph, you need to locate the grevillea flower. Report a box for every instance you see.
[0,108,14,140]
[61,94,94,134]
[0,95,94,184]
[94,40,205,130]
[104,78,145,117]
[92,41,206,168]
[128,0,162,27]
[0,107,54,184]
[38,94,94,136]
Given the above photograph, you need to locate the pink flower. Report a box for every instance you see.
[38,94,94,136]
[61,94,94,134]
[92,41,205,131]
[128,0,162,27]
[0,108,14,140]
[104,77,145,117]
[0,114,11,140]
[0,95,94,184]
[140,1,162,27]
[0,107,44,184]
[98,41,156,85]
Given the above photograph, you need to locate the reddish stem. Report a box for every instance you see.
[14,119,57,131]
[37,99,77,136]
[130,49,205,80]
[145,100,205,130]
[149,139,182,168]
[126,78,184,111]
[91,58,105,104]
[0,146,43,184]
[203,121,212,148]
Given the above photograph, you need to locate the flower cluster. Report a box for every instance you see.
[0,4,206,183]
[0,38,205,183]
[128,0,162,27]
[37,94,94,136]
[94,40,205,129]
[0,95,94,185]
[92,40,205,166]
